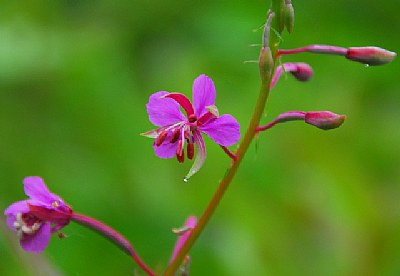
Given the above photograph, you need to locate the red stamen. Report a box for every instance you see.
[170,129,181,143]
[187,142,195,160]
[155,131,168,146]
[176,140,185,163]
[176,152,185,163]
[184,130,190,140]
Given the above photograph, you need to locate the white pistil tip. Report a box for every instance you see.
[183,177,188,183]
[32,223,41,231]
[22,225,33,234]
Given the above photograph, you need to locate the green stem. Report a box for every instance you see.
[164,6,282,276]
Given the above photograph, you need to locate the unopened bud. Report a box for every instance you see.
[259,12,275,81]
[259,47,274,81]
[346,47,396,66]
[305,111,346,130]
[284,0,294,33]
[290,63,313,81]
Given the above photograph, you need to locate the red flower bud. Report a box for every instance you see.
[305,111,346,130]
[290,63,313,81]
[346,47,396,66]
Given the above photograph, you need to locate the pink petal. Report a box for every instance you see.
[23,176,60,204]
[199,114,240,146]
[4,200,29,230]
[146,91,186,127]
[163,93,194,117]
[154,140,179,159]
[192,75,216,118]
[169,216,197,264]
[184,131,206,181]
[20,222,51,254]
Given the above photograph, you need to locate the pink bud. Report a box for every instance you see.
[305,111,346,130]
[290,63,313,81]
[346,47,396,66]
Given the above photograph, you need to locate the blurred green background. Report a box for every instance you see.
[0,0,399,275]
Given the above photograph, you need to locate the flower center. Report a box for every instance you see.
[188,114,197,123]
[13,212,43,240]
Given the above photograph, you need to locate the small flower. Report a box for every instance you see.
[4,177,72,253]
[142,74,240,181]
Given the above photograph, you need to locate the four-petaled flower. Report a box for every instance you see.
[142,74,240,180]
[4,177,72,253]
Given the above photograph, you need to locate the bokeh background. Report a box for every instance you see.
[0,0,399,275]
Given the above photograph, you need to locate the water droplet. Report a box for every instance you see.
[365,64,370,68]
[183,177,188,183]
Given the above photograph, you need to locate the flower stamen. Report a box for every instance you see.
[176,140,185,163]
[14,212,43,240]
[170,129,181,143]
[187,142,195,160]
[155,131,168,146]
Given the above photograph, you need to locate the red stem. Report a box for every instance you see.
[277,44,347,56]
[71,213,156,276]
[220,145,237,160]
[255,120,279,132]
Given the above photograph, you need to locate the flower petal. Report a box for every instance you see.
[20,222,51,254]
[199,114,240,146]
[4,200,29,230]
[154,140,179,159]
[163,93,194,117]
[23,176,61,204]
[192,75,216,118]
[146,91,186,127]
[184,131,206,181]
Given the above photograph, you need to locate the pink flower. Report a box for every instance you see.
[4,177,72,253]
[142,74,240,180]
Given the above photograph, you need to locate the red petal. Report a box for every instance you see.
[163,93,194,117]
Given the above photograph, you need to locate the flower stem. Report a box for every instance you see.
[277,44,347,56]
[71,213,156,276]
[164,8,282,276]
[220,145,237,161]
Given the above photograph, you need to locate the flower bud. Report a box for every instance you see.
[345,47,396,66]
[259,11,275,81]
[284,0,294,33]
[259,47,274,81]
[290,63,313,81]
[305,111,346,130]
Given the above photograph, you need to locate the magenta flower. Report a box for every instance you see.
[142,74,240,180]
[4,176,72,253]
